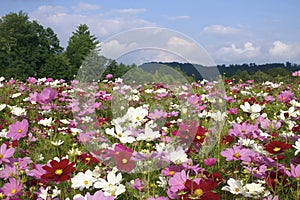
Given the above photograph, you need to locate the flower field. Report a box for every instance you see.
[0,75,300,200]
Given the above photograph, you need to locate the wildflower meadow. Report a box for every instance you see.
[0,72,300,200]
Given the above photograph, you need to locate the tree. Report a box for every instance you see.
[65,24,99,72]
[0,11,66,80]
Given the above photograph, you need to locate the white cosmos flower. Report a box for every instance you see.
[38,117,53,126]
[293,138,300,156]
[94,170,125,197]
[38,186,60,199]
[9,106,26,116]
[280,107,298,120]
[222,178,244,195]
[137,122,160,142]
[243,182,265,198]
[165,146,188,164]
[11,92,22,98]
[126,106,148,126]
[0,129,8,138]
[211,111,226,121]
[71,170,97,191]
[0,104,6,111]
[240,102,262,113]
[105,126,136,144]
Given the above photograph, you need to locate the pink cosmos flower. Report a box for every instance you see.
[131,178,145,191]
[105,74,113,79]
[36,87,58,104]
[260,118,281,132]
[277,90,294,103]
[287,164,300,179]
[229,122,258,139]
[0,143,15,164]
[204,157,217,167]
[1,177,23,197]
[27,77,37,84]
[27,164,47,179]
[0,165,18,180]
[7,119,29,140]
[221,145,255,162]
[168,170,187,193]
[74,190,114,200]
[292,70,300,77]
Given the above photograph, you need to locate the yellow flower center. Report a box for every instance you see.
[136,116,140,121]
[234,152,241,158]
[117,133,122,137]
[122,158,128,164]
[194,188,203,197]
[235,188,240,193]
[11,188,17,195]
[273,147,281,152]
[0,154,3,159]
[85,157,91,162]
[169,171,175,175]
[18,129,22,133]
[84,180,89,185]
[55,169,63,175]
[196,135,201,140]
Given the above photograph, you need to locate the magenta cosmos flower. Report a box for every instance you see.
[0,143,15,164]
[1,177,23,197]
[221,145,255,162]
[7,119,29,140]
[74,190,114,200]
[36,87,58,104]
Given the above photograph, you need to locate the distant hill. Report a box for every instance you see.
[150,62,300,81]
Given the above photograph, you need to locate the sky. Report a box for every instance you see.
[1,0,300,65]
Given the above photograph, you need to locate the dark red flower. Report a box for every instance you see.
[193,126,207,144]
[78,153,100,166]
[221,135,234,145]
[264,141,292,154]
[113,144,135,172]
[41,159,75,182]
[180,179,220,200]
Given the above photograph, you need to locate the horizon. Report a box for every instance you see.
[1,0,300,65]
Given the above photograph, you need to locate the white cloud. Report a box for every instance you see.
[216,42,260,62]
[72,2,100,13]
[30,6,154,47]
[101,39,138,60]
[168,15,190,20]
[108,8,146,15]
[203,24,241,35]
[269,40,300,60]
[167,36,213,65]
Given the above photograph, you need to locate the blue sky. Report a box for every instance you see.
[1,0,300,64]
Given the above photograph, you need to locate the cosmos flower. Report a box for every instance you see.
[180,179,220,200]
[7,119,29,140]
[74,190,114,200]
[41,158,75,182]
[0,143,15,164]
[36,87,58,104]
[221,145,255,162]
[264,141,292,154]
[293,138,300,156]
[71,170,97,191]
[1,177,23,197]
[222,178,244,195]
